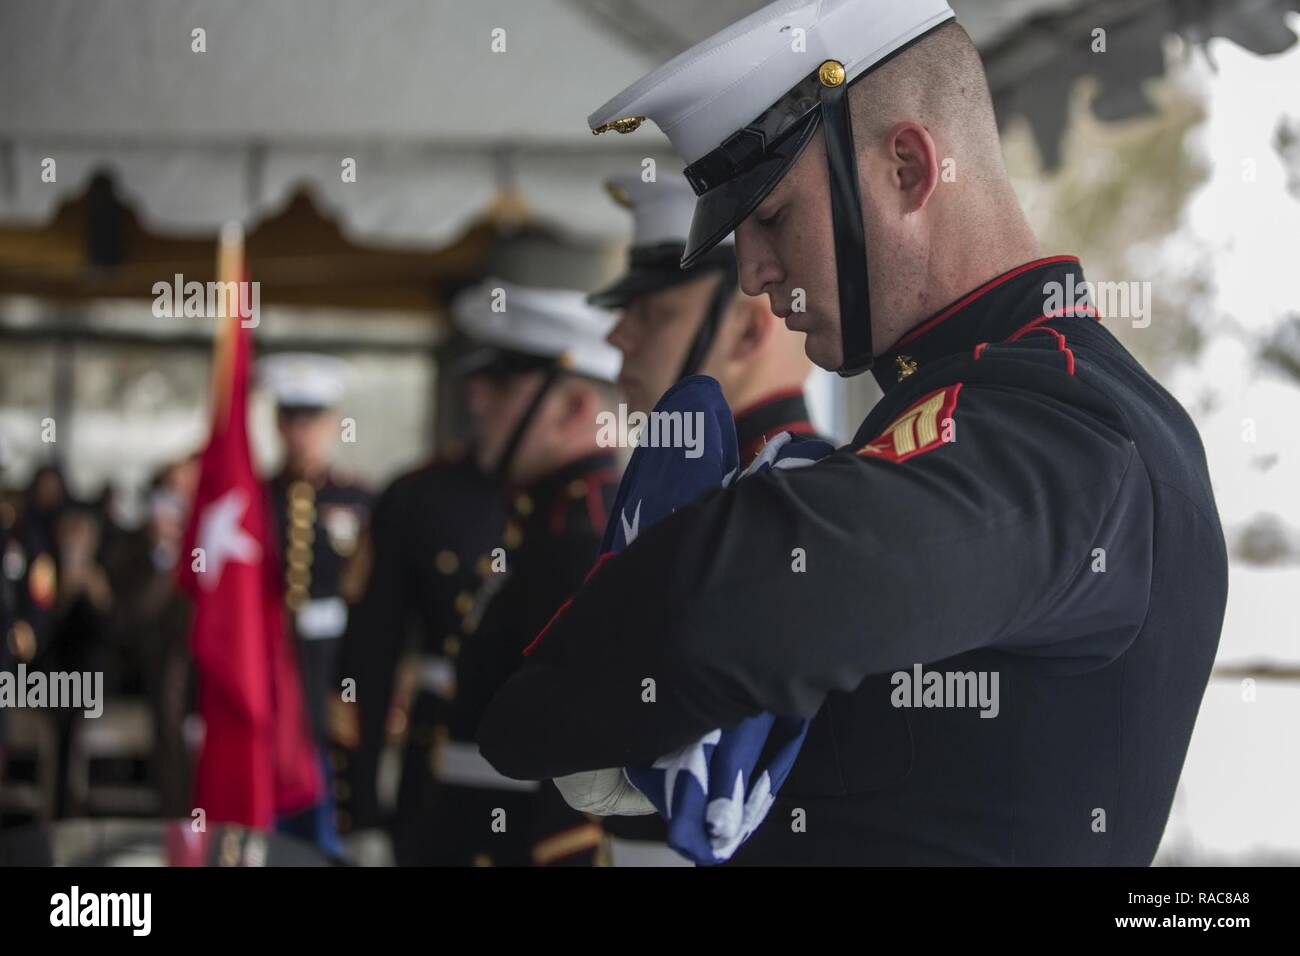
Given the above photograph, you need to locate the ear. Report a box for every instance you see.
[885,121,940,214]
[560,379,598,431]
[727,294,775,363]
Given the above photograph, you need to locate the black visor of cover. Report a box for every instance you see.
[587,242,736,310]
[589,243,739,380]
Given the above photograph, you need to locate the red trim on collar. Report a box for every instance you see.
[892,256,1082,350]
[584,473,608,533]
[731,386,806,423]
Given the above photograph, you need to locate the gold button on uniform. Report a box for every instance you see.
[818,59,846,87]
[503,521,523,550]
[454,591,474,616]
[435,550,459,575]
[513,493,533,516]
[7,620,36,662]
[429,724,449,777]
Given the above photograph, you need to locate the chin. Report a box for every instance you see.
[804,331,841,373]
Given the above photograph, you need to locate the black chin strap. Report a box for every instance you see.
[494,365,562,483]
[676,259,738,380]
[819,73,874,376]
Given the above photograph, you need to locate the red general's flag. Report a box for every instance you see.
[177,224,321,827]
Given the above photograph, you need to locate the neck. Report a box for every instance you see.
[883,196,1041,354]
[511,441,604,489]
[284,459,327,484]
[724,370,806,414]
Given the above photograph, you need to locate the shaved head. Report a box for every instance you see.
[850,23,1007,190]
[735,22,1040,369]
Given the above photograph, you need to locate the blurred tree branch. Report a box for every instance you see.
[1259,313,1300,384]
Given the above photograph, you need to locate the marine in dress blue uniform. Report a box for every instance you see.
[420,280,623,866]
[476,0,1228,864]
[331,440,506,864]
[592,174,829,466]
[589,173,831,864]
[260,353,372,855]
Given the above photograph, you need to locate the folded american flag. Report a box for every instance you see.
[600,375,833,864]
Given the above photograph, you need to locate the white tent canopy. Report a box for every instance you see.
[0,0,680,245]
[2,0,1296,247]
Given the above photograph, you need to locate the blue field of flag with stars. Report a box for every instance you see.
[600,375,833,864]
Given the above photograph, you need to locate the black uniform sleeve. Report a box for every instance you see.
[478,383,1154,779]
[455,495,610,863]
[456,514,607,737]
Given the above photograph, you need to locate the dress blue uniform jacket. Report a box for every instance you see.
[478,256,1228,865]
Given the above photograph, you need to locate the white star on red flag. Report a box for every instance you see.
[195,486,261,590]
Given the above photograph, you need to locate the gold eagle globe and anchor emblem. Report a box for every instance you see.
[592,116,646,135]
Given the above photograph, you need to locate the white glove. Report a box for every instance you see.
[553,768,658,816]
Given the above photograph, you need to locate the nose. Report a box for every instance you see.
[464,377,493,421]
[605,310,636,356]
[603,310,639,361]
[734,222,783,297]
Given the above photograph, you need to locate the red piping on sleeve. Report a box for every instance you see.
[1005,305,1097,341]
[982,306,1096,374]
[1013,326,1076,374]
[522,550,619,656]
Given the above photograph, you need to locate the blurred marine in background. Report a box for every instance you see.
[404,279,622,866]
[260,353,371,855]
[590,173,831,865]
[596,174,823,466]
[331,357,505,866]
